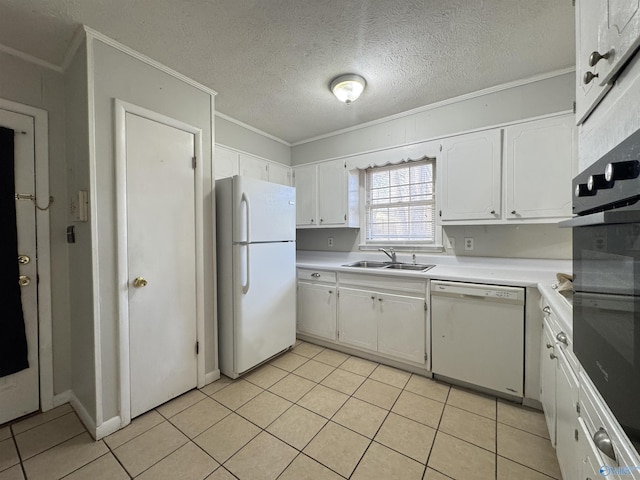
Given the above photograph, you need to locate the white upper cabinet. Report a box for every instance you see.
[440,128,502,221]
[504,115,576,220]
[214,145,239,180]
[293,160,358,229]
[576,0,640,124]
[576,0,612,124]
[239,153,269,181]
[268,162,292,186]
[294,164,317,226]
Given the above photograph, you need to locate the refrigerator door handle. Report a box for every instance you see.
[242,244,250,294]
[241,192,251,243]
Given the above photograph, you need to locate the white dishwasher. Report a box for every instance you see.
[431,280,525,396]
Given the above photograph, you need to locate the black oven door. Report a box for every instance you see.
[572,214,640,442]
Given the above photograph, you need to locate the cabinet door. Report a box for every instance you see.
[239,154,269,181]
[338,287,378,351]
[600,0,640,85]
[268,162,292,186]
[504,116,575,219]
[294,165,317,226]
[214,145,239,180]
[540,321,557,445]
[317,161,346,226]
[555,348,580,480]
[576,0,612,124]
[297,282,337,340]
[377,292,425,364]
[440,129,502,221]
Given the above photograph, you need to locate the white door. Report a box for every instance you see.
[234,241,296,374]
[297,282,337,340]
[0,109,39,424]
[126,113,198,418]
[338,287,378,351]
[239,153,269,181]
[317,161,345,226]
[377,292,425,364]
[293,164,317,226]
[440,129,502,221]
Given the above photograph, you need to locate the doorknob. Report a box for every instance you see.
[18,255,30,265]
[18,275,31,287]
[133,277,148,288]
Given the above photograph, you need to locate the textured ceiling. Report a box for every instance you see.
[0,1,575,144]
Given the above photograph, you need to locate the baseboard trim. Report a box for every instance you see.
[96,415,123,440]
[52,390,71,409]
[204,369,221,385]
[69,392,97,440]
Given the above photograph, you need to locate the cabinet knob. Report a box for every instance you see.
[511,210,517,215]
[320,218,324,223]
[378,298,383,302]
[328,290,333,294]
[543,306,551,314]
[593,427,617,461]
[18,275,31,287]
[549,353,557,359]
[311,273,321,278]
[311,218,314,223]
[546,343,553,349]
[589,50,611,67]
[583,71,599,85]
[556,332,568,345]
[370,296,375,300]
[490,210,496,215]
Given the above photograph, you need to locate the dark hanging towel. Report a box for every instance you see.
[0,126,29,377]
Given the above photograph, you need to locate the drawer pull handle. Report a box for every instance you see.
[556,332,568,345]
[593,427,617,461]
[311,273,321,278]
[543,306,551,314]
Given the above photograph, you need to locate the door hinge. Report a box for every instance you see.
[424,301,428,311]
[572,0,575,6]
[439,143,443,152]
[574,428,579,441]
[576,402,581,414]
[196,341,199,354]
[344,214,347,221]
[424,353,428,361]
[439,210,442,217]
[572,101,576,113]
[192,156,197,169]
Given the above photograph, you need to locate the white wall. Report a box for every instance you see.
[89,38,215,423]
[293,72,575,260]
[64,41,96,415]
[0,50,71,396]
[215,115,291,165]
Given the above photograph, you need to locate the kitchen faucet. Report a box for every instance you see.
[379,247,397,263]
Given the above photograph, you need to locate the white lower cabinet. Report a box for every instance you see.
[376,292,426,364]
[540,319,558,445]
[296,269,337,341]
[555,347,580,480]
[337,287,378,351]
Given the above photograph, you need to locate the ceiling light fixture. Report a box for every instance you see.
[330,74,366,105]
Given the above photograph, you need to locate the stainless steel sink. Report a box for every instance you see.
[343,261,434,272]
[383,263,435,272]
[343,260,390,268]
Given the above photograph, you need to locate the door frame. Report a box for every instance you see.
[0,98,54,413]
[114,99,205,427]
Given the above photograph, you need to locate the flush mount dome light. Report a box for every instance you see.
[330,74,366,104]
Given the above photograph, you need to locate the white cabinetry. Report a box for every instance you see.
[504,115,575,220]
[440,114,575,224]
[440,129,502,221]
[214,144,291,185]
[540,319,558,445]
[576,0,640,124]
[293,160,358,228]
[336,273,428,365]
[296,269,337,341]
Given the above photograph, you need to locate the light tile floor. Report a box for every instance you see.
[0,341,562,480]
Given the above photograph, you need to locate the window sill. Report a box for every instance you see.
[359,244,444,253]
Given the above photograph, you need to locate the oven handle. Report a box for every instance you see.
[559,208,640,227]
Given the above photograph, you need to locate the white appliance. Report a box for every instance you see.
[430,280,525,396]
[216,175,296,378]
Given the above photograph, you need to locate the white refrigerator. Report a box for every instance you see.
[216,175,296,378]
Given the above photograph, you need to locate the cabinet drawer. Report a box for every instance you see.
[579,371,639,471]
[338,272,427,295]
[297,268,337,283]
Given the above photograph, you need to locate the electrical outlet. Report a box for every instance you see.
[464,237,474,251]
[447,237,455,249]
[327,237,334,247]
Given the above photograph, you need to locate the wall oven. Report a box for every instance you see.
[562,128,640,447]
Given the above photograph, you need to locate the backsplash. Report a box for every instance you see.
[296,224,571,260]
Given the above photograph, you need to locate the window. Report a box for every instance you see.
[364,159,436,245]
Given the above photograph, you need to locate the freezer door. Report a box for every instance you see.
[233,241,296,374]
[232,176,296,243]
